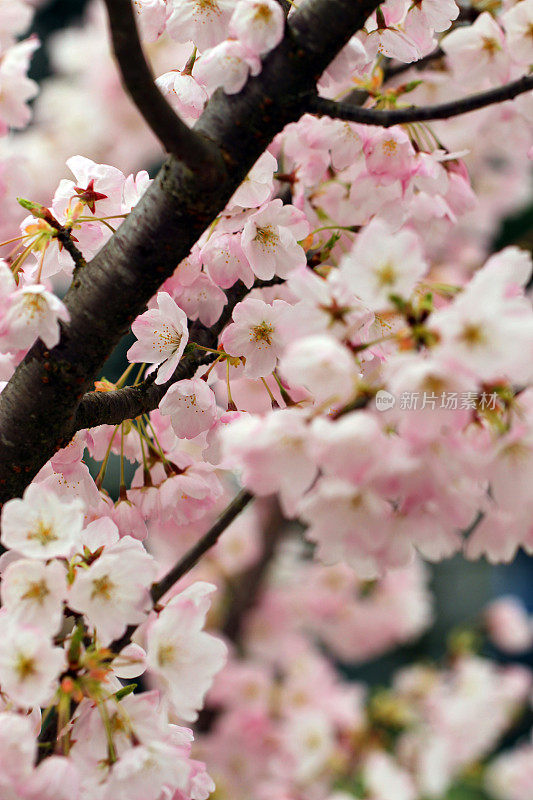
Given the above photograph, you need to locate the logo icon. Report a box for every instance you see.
[375,390,396,412]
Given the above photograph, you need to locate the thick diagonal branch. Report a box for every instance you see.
[0,0,381,504]
[103,0,223,178]
[309,73,533,127]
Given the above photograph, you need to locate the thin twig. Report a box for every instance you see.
[51,224,87,273]
[384,47,444,80]
[109,489,253,654]
[152,489,254,605]
[308,73,533,127]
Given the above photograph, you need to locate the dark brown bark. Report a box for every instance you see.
[102,0,224,178]
[309,73,533,126]
[0,0,381,505]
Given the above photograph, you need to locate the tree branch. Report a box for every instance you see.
[221,498,285,647]
[73,279,250,431]
[0,0,382,504]
[383,46,444,80]
[110,489,253,654]
[151,489,254,605]
[102,0,223,180]
[308,73,533,127]
[276,0,292,15]
[52,226,88,273]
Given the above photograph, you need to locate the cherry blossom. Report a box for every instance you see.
[68,536,158,644]
[484,596,533,654]
[0,37,39,134]
[132,0,169,43]
[229,151,277,209]
[220,409,318,513]
[195,40,261,95]
[441,12,510,85]
[221,296,292,379]
[145,582,227,721]
[339,218,427,309]
[0,0,532,792]
[240,199,309,280]
[201,232,255,289]
[160,378,218,439]
[1,558,66,635]
[175,272,226,326]
[0,620,65,707]
[0,285,70,350]
[166,0,237,51]
[156,72,208,124]
[127,291,189,383]
[229,0,285,56]
[1,483,84,559]
[279,334,356,405]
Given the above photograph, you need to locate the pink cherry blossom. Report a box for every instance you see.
[229,151,278,209]
[363,127,418,184]
[160,378,218,439]
[299,477,405,578]
[0,0,34,48]
[484,597,533,654]
[1,558,66,635]
[156,72,208,124]
[0,37,39,134]
[201,232,255,289]
[0,285,70,350]
[68,536,158,644]
[221,296,292,379]
[132,0,169,43]
[220,409,318,513]
[279,334,356,405]
[240,199,309,280]
[195,39,261,95]
[0,712,36,792]
[441,12,510,85]
[175,272,226,326]
[229,0,285,56]
[145,582,227,721]
[166,0,237,51]
[339,217,427,309]
[127,291,189,384]
[112,498,148,541]
[503,0,533,65]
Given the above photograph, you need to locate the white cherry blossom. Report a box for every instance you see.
[1,483,85,559]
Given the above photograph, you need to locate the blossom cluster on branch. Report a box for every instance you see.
[0,0,530,797]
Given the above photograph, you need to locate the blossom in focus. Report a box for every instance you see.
[166,0,237,51]
[221,296,292,379]
[160,378,218,439]
[240,199,309,280]
[127,291,189,384]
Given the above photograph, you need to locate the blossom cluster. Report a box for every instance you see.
[0,0,531,798]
